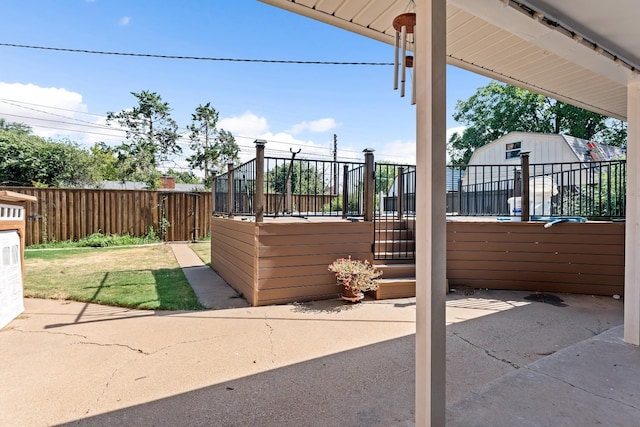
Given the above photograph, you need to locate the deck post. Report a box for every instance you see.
[254,140,266,223]
[363,149,375,221]
[625,80,640,346]
[342,164,349,219]
[211,172,217,215]
[227,162,234,218]
[520,152,530,221]
[397,166,405,221]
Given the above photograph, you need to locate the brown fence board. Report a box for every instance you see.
[0,187,212,244]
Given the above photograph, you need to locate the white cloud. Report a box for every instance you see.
[377,139,416,165]
[119,16,131,26]
[219,111,269,135]
[446,126,466,141]
[373,126,467,165]
[218,111,332,163]
[0,82,123,144]
[289,118,338,134]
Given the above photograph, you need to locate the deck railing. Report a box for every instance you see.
[213,143,626,260]
[447,157,626,219]
[213,144,367,218]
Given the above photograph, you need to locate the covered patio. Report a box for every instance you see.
[258,1,640,425]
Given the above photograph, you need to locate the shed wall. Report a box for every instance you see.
[469,133,578,165]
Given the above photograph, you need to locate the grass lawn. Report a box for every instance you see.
[24,245,204,311]
[188,241,211,265]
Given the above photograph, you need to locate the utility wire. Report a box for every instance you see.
[0,42,394,66]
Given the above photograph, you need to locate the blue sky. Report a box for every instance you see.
[0,0,491,168]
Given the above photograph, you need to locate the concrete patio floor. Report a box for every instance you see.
[1,287,637,426]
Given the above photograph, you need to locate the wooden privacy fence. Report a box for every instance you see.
[0,187,212,246]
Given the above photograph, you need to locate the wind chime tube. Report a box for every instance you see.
[400,25,407,97]
[411,25,416,105]
[394,31,400,90]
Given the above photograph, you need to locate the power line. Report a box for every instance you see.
[0,98,105,117]
[0,42,394,66]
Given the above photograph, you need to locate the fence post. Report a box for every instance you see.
[227,162,235,218]
[521,152,530,221]
[397,166,405,221]
[342,164,349,219]
[254,139,266,223]
[363,149,375,221]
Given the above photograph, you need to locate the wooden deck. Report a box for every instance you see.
[211,216,372,306]
[211,216,625,306]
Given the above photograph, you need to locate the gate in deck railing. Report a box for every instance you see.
[373,163,416,260]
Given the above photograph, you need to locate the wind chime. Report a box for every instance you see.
[393,10,417,105]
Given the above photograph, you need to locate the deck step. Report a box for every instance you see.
[373,278,416,300]
[374,263,416,279]
[375,240,415,252]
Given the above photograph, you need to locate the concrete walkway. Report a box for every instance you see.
[169,242,249,309]
[1,287,637,426]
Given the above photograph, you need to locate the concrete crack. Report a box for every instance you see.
[451,331,520,369]
[150,337,227,355]
[264,314,275,364]
[527,367,640,412]
[13,328,88,339]
[94,367,119,407]
[77,341,150,355]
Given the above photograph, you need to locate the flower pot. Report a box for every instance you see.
[341,284,364,303]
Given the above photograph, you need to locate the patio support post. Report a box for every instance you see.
[227,162,234,218]
[625,80,640,345]
[363,149,375,221]
[520,152,530,221]
[415,0,447,425]
[342,164,349,219]
[397,166,405,221]
[254,140,266,223]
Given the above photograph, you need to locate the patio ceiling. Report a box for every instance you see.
[259,0,640,121]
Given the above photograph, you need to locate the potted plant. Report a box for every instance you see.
[328,256,382,302]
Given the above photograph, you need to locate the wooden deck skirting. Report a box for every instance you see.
[447,221,625,296]
[211,217,373,306]
[211,217,625,306]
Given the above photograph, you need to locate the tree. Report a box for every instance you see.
[187,103,239,185]
[266,161,325,195]
[448,81,627,164]
[88,142,120,181]
[165,168,201,185]
[0,118,32,135]
[0,129,96,187]
[107,91,180,188]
